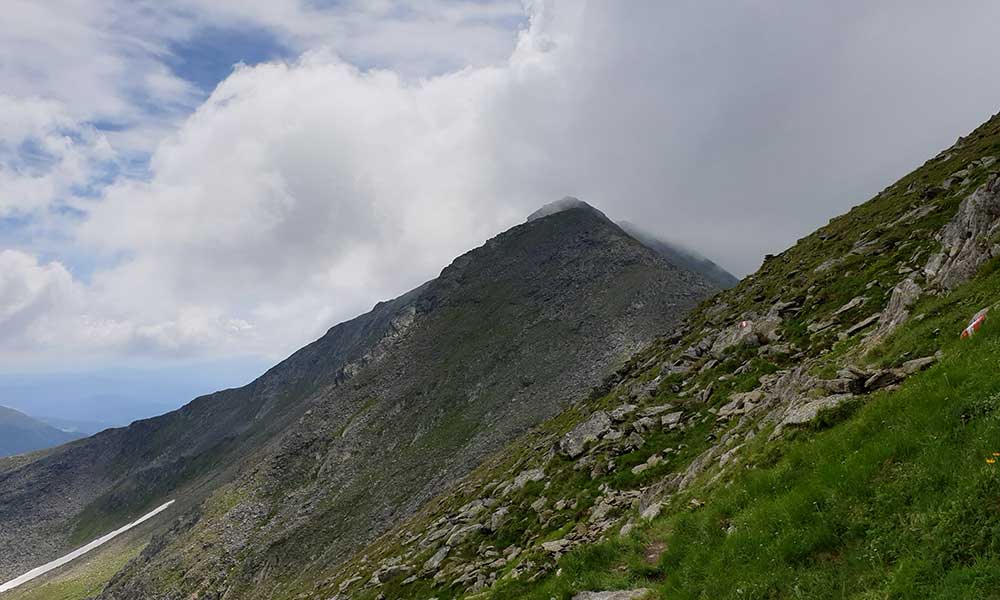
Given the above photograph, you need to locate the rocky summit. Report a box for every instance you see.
[0,203,714,596]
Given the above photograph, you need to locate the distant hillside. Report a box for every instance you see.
[0,406,81,457]
[620,221,740,288]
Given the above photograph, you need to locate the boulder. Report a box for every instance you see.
[445,524,482,547]
[820,377,861,395]
[926,175,1000,289]
[511,468,545,491]
[867,278,921,347]
[637,404,674,418]
[640,502,663,521]
[864,369,905,391]
[489,506,510,532]
[609,404,637,422]
[696,384,714,403]
[632,416,657,434]
[771,394,854,439]
[832,296,867,316]
[560,411,612,458]
[710,320,759,357]
[843,313,882,337]
[901,354,939,374]
[716,390,763,420]
[631,454,662,475]
[423,545,450,572]
[372,565,411,584]
[661,411,684,427]
[625,432,645,451]
[541,539,570,554]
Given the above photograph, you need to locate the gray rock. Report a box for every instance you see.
[832,296,867,316]
[661,411,684,427]
[445,524,482,547]
[717,314,783,347]
[541,538,570,554]
[696,384,714,403]
[927,175,1000,290]
[640,502,663,521]
[373,564,411,584]
[423,545,450,572]
[637,404,674,418]
[716,390,763,419]
[867,278,921,348]
[864,369,905,391]
[631,455,662,475]
[603,429,624,441]
[771,394,854,438]
[489,506,510,532]
[632,416,657,434]
[843,313,882,337]
[560,411,612,458]
[901,354,939,374]
[510,468,545,492]
[625,432,645,450]
[821,378,861,395]
[609,404,637,422]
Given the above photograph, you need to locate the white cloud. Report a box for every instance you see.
[5,0,1000,370]
[0,95,116,217]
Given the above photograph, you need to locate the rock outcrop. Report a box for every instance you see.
[926,174,1000,290]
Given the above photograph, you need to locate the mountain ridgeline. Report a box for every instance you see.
[0,204,717,596]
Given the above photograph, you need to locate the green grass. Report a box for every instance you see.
[486,275,1000,600]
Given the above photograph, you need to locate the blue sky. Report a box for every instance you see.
[3,1,1000,425]
[166,26,292,94]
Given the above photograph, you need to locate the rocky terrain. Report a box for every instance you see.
[260,111,1000,599]
[0,204,714,595]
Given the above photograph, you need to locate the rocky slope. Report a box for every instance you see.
[618,223,739,289]
[528,198,739,289]
[280,112,1000,600]
[0,204,714,594]
[0,406,80,458]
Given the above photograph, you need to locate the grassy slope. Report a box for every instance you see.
[328,113,1000,599]
[489,262,1000,599]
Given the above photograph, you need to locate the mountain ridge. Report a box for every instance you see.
[0,204,715,595]
[312,110,1000,600]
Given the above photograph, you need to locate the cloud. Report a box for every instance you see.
[4,0,1000,369]
[0,250,81,347]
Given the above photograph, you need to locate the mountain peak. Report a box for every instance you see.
[526,196,609,223]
